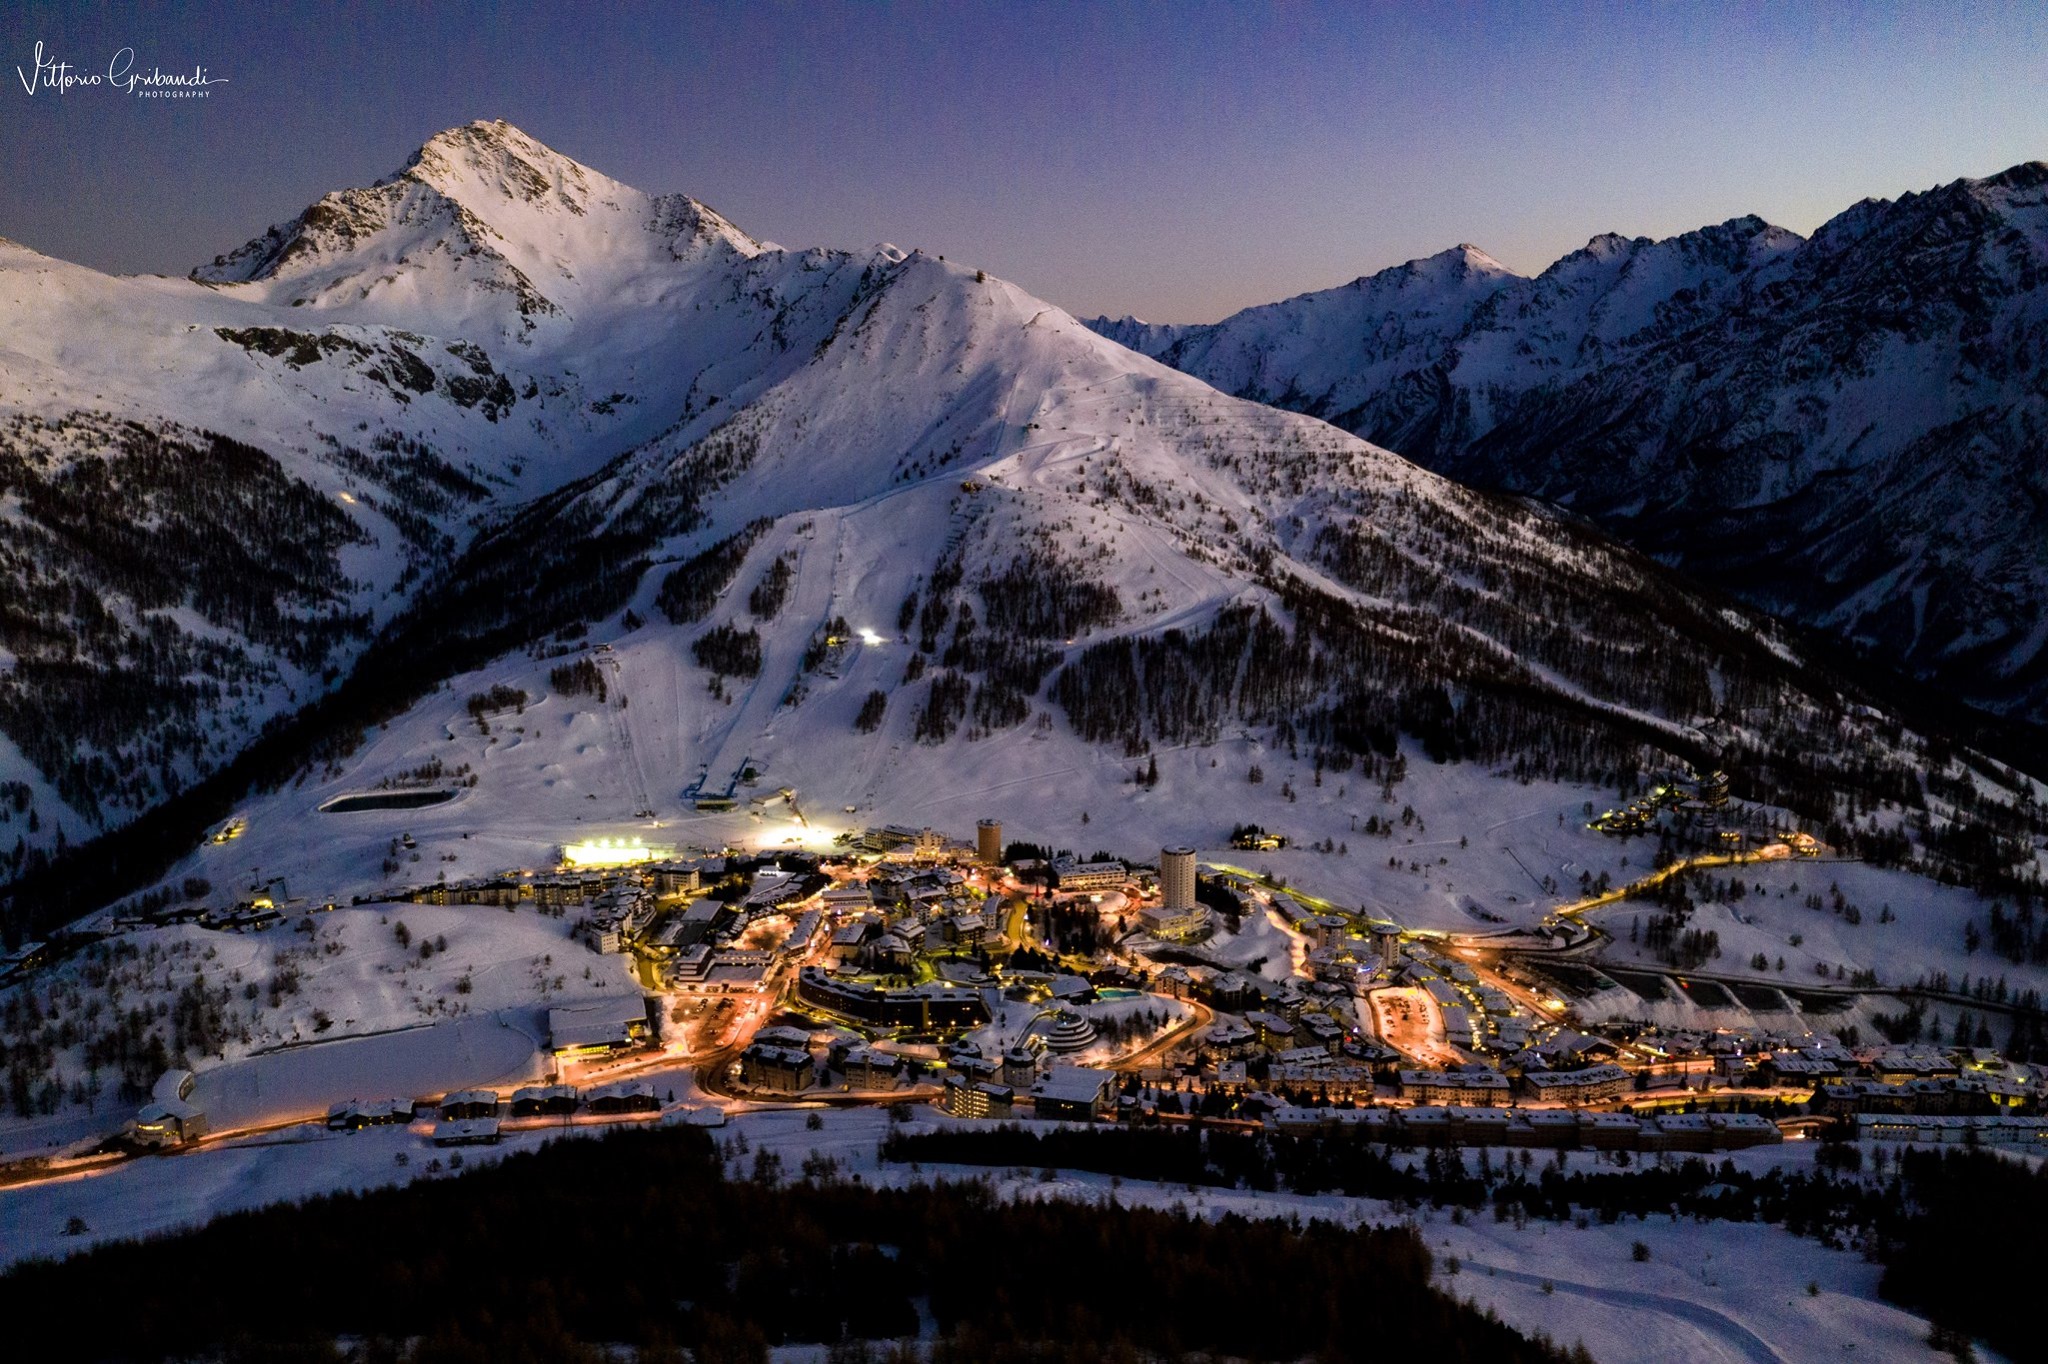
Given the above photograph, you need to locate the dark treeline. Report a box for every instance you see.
[547,658,607,702]
[747,552,796,621]
[656,520,772,625]
[1049,587,1702,789]
[886,1121,1868,1231]
[887,1123,2039,1362]
[0,1123,1570,1364]
[0,414,375,827]
[913,670,972,743]
[975,549,1121,640]
[327,429,491,588]
[464,685,527,719]
[883,546,1114,746]
[693,623,763,680]
[883,1122,1823,1215]
[1875,1145,2048,1362]
[853,689,888,733]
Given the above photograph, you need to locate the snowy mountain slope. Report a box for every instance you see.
[0,124,943,870]
[1102,243,1521,437]
[164,249,2045,943]
[4,124,2043,941]
[421,241,1854,779]
[1088,168,2048,717]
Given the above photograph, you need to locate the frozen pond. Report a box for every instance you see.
[319,789,457,813]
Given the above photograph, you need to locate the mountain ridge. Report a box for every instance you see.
[2,124,2041,938]
[1085,162,2048,717]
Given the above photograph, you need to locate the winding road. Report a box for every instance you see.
[1462,1261,1788,1364]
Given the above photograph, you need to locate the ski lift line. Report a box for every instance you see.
[603,654,656,819]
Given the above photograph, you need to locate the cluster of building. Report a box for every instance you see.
[1271,1103,1783,1151]
[1395,1063,1631,1108]
[1788,1047,2037,1115]
[1852,1113,2048,1146]
[938,1063,1120,1122]
[1376,938,1571,1063]
[1563,1025,2048,1112]
[735,1025,1089,1106]
[1194,997,1391,1101]
[325,1079,667,1149]
[398,867,629,911]
[794,966,991,1033]
[1587,768,1730,837]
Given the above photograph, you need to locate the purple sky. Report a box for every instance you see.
[3,1,2044,322]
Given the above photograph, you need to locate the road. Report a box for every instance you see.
[1547,845,1797,924]
[1202,862,1343,915]
[1113,1000,1214,1072]
[1462,1261,1788,1364]
[1001,893,1032,949]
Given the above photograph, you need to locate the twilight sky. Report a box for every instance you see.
[2,1,2044,323]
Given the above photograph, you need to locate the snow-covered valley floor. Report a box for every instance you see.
[0,1099,1995,1364]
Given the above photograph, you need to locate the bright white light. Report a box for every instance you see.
[337,491,357,505]
[857,628,885,647]
[563,838,670,867]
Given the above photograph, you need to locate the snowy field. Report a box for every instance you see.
[1586,858,2026,996]
[177,685,1663,938]
[189,1014,545,1130]
[1,1099,1994,1364]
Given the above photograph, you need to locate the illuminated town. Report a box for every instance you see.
[4,9,2046,1359]
[19,772,2036,1166]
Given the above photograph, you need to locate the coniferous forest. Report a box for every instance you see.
[881,1124,2047,1364]
[0,1123,1571,1364]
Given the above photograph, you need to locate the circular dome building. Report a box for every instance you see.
[1041,1011,1099,1054]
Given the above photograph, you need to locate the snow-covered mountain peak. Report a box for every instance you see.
[399,119,614,216]
[1985,159,2048,188]
[1713,215,1806,266]
[1376,242,1523,284]
[1106,158,2048,716]
[1930,160,2048,216]
[1548,216,1799,274]
[1396,242,1518,284]
[1577,232,1636,261]
[1081,313,1191,356]
[189,121,763,339]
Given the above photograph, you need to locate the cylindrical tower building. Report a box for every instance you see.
[1160,847,1196,911]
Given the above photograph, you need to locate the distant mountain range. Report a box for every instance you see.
[1086,163,2048,720]
[0,122,2032,929]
